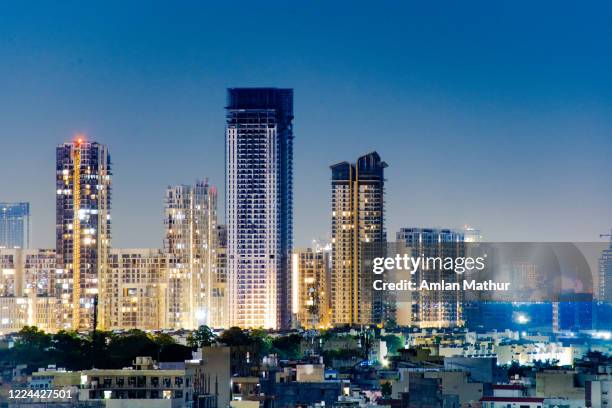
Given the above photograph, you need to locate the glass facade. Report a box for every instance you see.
[0,202,30,249]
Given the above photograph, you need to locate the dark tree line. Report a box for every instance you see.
[0,326,192,373]
[1,325,306,376]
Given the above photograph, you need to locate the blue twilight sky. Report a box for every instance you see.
[0,1,611,249]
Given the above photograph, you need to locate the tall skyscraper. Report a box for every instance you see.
[226,88,294,329]
[0,203,30,249]
[56,137,111,330]
[292,247,331,329]
[396,227,465,328]
[164,181,217,329]
[330,152,387,326]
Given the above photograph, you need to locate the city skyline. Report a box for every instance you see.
[1,2,611,249]
[1,4,612,407]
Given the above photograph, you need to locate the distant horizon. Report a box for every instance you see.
[1,2,611,248]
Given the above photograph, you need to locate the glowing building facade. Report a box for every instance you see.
[0,297,29,335]
[210,224,228,329]
[226,88,294,329]
[56,138,111,330]
[0,249,21,297]
[0,248,58,333]
[164,181,217,329]
[0,249,56,297]
[23,249,57,297]
[292,248,331,328]
[330,152,387,326]
[107,248,167,330]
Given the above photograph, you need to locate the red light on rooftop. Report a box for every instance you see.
[74,134,86,146]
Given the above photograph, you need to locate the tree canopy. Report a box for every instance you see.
[0,326,191,373]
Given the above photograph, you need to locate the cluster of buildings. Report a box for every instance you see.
[1,87,611,336]
[4,326,612,408]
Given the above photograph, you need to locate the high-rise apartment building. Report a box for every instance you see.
[107,248,167,330]
[292,248,331,328]
[0,248,58,333]
[210,224,228,329]
[164,181,217,329]
[226,88,294,329]
[0,202,30,249]
[330,152,387,326]
[56,137,111,330]
[396,227,465,328]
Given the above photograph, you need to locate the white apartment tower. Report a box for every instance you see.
[226,88,294,329]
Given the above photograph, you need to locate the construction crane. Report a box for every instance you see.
[72,137,82,330]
